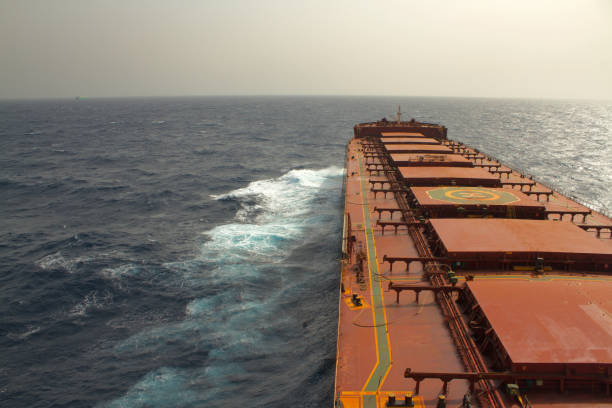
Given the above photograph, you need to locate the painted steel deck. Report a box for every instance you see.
[337,139,465,408]
[336,119,612,408]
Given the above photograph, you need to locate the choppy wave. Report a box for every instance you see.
[37,251,96,274]
[69,290,114,317]
[37,249,131,274]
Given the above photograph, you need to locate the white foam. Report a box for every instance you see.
[37,248,132,275]
[218,167,344,198]
[69,290,114,317]
[36,252,94,274]
[6,325,41,341]
[207,166,342,247]
[106,167,343,406]
[163,166,343,276]
[202,222,300,260]
[102,367,200,408]
[100,264,141,280]
[36,252,69,270]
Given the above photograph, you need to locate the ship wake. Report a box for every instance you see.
[103,167,343,407]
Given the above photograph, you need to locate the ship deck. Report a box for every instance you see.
[336,122,612,408]
[338,141,466,407]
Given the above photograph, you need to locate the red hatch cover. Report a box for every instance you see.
[380,132,425,137]
[430,218,612,255]
[384,144,452,154]
[399,167,501,187]
[382,137,440,144]
[391,154,473,167]
[467,279,612,366]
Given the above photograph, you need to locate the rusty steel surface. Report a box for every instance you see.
[384,143,453,153]
[382,137,440,144]
[390,153,473,167]
[411,186,545,208]
[430,218,612,255]
[467,279,612,364]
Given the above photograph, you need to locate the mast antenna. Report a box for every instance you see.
[397,106,402,124]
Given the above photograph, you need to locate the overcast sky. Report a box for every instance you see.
[1,0,611,99]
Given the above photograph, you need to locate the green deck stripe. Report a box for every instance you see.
[358,155,391,407]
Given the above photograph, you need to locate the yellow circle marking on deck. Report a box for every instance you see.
[426,186,521,205]
[445,188,500,201]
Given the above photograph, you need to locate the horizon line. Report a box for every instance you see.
[1,94,611,103]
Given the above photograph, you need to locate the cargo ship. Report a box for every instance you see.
[334,111,612,408]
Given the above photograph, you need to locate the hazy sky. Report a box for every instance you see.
[1,0,611,99]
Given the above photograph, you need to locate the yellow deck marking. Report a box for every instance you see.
[357,151,392,408]
[340,391,425,408]
[343,295,369,310]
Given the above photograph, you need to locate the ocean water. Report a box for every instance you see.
[1,96,610,407]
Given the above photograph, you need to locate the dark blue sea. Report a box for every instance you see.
[1,96,611,407]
